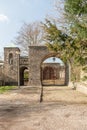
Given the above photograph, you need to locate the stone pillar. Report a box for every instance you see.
[29,46,49,86]
[65,63,69,85]
[4,47,20,85]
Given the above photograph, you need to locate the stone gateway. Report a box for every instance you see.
[0,46,70,86]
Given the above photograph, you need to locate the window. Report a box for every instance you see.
[9,53,13,65]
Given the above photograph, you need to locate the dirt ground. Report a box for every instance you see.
[0,86,87,130]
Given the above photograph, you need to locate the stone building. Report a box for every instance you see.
[3,47,20,85]
[0,45,70,86]
[41,63,65,85]
[0,60,4,85]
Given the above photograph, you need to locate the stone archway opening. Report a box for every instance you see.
[41,56,66,86]
[20,66,29,86]
[29,46,70,86]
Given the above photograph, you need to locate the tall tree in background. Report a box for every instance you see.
[65,0,87,81]
[54,0,87,53]
[43,20,81,82]
[43,0,87,85]
[64,0,87,49]
[15,22,44,55]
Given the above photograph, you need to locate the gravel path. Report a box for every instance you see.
[0,86,87,130]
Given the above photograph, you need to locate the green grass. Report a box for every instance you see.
[0,86,17,94]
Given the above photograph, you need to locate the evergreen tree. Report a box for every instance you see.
[43,20,81,83]
[65,0,87,82]
[43,0,87,85]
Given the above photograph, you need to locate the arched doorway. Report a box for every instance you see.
[20,66,29,86]
[29,45,70,86]
[41,57,66,86]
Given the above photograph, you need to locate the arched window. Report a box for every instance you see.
[9,53,13,65]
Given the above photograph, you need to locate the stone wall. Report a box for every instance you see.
[0,61,4,85]
[76,83,87,95]
[42,63,65,80]
[20,56,28,66]
[29,45,70,86]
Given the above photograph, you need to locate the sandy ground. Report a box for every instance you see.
[0,86,87,130]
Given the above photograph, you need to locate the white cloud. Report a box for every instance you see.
[0,14,9,22]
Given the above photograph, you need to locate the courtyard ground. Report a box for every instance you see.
[0,86,87,130]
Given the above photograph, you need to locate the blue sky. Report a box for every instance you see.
[0,0,55,57]
[43,57,64,65]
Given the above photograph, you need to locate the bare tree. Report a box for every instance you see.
[14,21,45,55]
